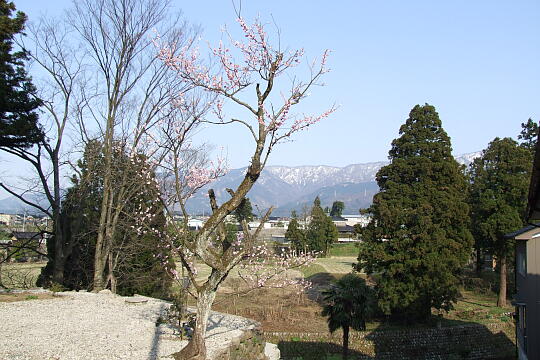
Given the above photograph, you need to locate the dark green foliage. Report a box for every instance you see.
[39,140,172,297]
[224,222,239,250]
[285,216,306,252]
[233,197,254,223]
[517,118,538,152]
[469,138,531,276]
[306,196,338,256]
[115,207,172,298]
[322,273,374,359]
[38,142,102,289]
[0,0,42,148]
[330,201,345,217]
[358,104,473,323]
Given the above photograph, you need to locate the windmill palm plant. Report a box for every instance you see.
[322,273,374,359]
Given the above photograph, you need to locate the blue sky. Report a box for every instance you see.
[11,0,540,169]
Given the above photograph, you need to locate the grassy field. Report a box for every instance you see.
[328,243,359,257]
[313,256,357,274]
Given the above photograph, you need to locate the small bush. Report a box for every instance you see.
[50,282,64,293]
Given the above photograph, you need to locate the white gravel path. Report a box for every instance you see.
[0,290,265,360]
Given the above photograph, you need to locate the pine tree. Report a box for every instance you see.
[358,104,473,323]
[469,137,531,307]
[0,0,42,148]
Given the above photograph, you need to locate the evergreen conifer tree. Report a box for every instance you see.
[0,0,42,148]
[517,118,538,152]
[306,196,338,256]
[286,211,306,252]
[330,201,345,217]
[39,140,172,297]
[469,137,531,306]
[233,197,254,223]
[358,104,473,323]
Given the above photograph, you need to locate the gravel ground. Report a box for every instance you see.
[0,290,264,360]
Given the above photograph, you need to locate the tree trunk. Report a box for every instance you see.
[52,161,65,285]
[497,255,507,307]
[476,247,483,275]
[173,289,216,360]
[93,109,115,292]
[0,251,4,288]
[342,325,350,360]
[93,235,107,291]
[52,213,64,285]
[107,253,117,294]
[93,201,110,291]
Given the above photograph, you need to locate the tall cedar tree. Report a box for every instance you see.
[358,104,473,323]
[0,0,41,148]
[518,118,538,152]
[306,196,338,256]
[286,212,306,252]
[330,201,345,217]
[469,137,532,307]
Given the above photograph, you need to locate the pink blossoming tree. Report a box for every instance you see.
[150,16,334,359]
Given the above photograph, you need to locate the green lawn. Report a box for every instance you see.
[314,257,357,274]
[329,243,359,257]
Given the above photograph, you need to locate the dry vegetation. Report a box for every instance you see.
[1,262,46,289]
[2,258,515,333]
[0,292,57,303]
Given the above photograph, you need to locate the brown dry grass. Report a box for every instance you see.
[212,286,327,332]
[0,292,57,303]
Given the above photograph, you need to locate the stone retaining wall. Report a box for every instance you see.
[212,323,269,360]
[264,323,515,359]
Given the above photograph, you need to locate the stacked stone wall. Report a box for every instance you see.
[264,323,515,359]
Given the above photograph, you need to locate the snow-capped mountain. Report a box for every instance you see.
[185,152,481,216]
[265,162,387,189]
[456,151,482,167]
[0,152,481,216]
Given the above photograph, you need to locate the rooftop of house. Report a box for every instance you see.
[11,231,43,240]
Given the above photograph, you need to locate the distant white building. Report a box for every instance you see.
[341,214,371,228]
[188,218,204,230]
[0,213,12,225]
[248,221,272,229]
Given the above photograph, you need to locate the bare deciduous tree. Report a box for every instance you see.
[66,0,197,291]
[0,18,85,285]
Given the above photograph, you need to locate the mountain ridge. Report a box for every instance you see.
[0,152,481,216]
[185,151,481,216]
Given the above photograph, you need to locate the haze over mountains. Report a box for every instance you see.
[0,152,480,216]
